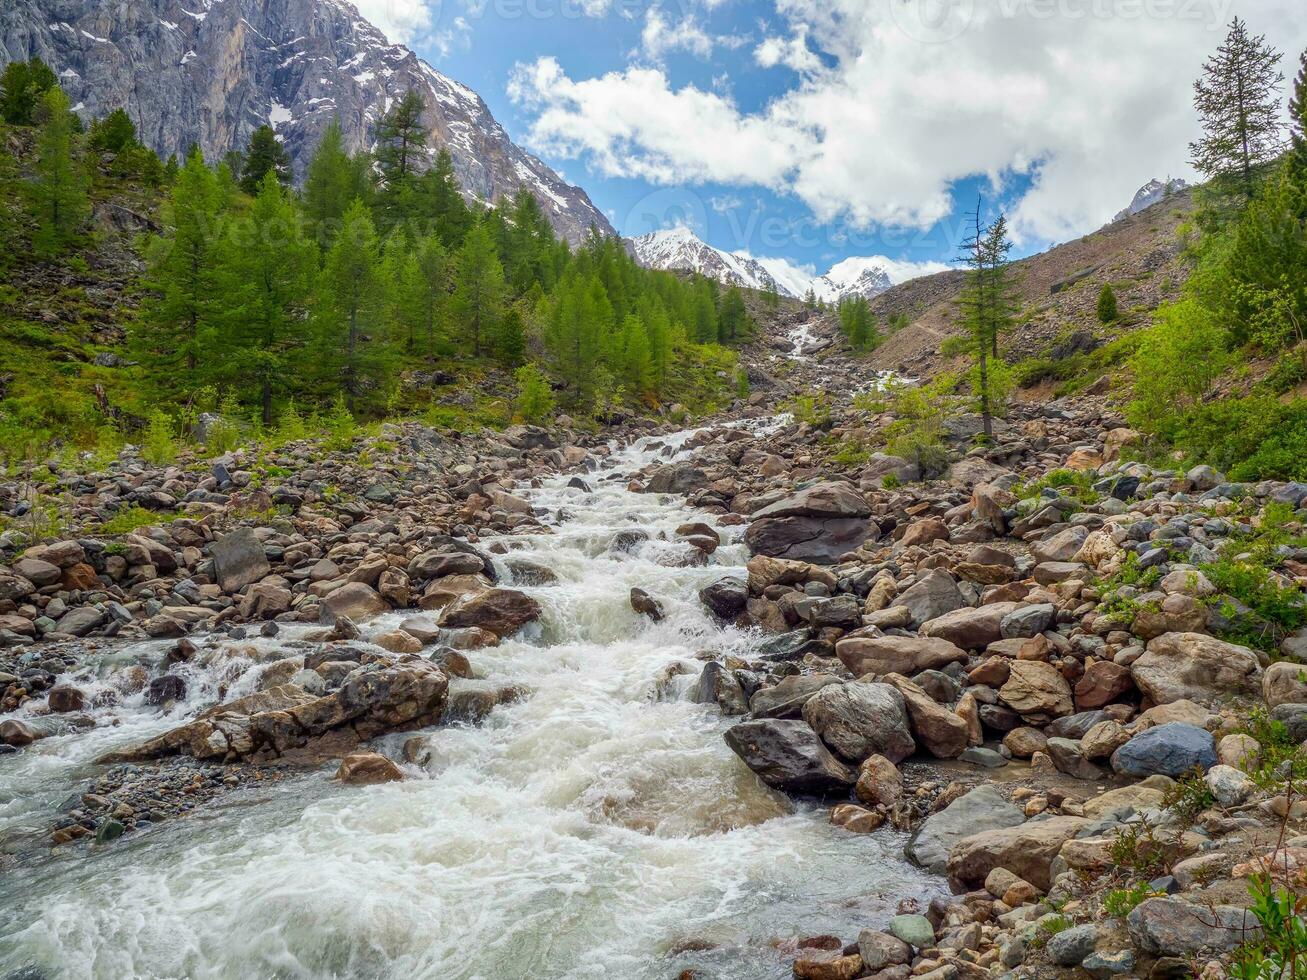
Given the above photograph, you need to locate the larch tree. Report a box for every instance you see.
[32,86,89,258]
[375,90,427,233]
[453,222,505,357]
[0,58,57,125]
[1190,18,1285,202]
[221,173,316,423]
[319,200,393,411]
[135,148,225,394]
[303,119,371,247]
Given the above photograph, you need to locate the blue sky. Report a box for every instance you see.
[357,0,1307,282]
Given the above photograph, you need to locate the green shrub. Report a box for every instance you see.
[1104,883,1157,919]
[96,505,183,535]
[1097,283,1119,323]
[141,410,178,465]
[1014,467,1099,505]
[1230,874,1307,980]
[323,395,356,451]
[1168,396,1307,482]
[514,362,556,425]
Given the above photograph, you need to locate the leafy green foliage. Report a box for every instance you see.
[514,363,555,424]
[838,295,878,351]
[1103,883,1158,919]
[1229,875,1307,980]
[0,59,57,125]
[32,87,89,258]
[239,125,291,195]
[141,410,178,465]
[96,505,184,536]
[1097,283,1119,323]
[882,374,957,480]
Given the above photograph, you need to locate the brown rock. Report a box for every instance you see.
[836,636,968,677]
[999,661,1073,721]
[882,674,969,759]
[1074,660,1135,710]
[920,602,1021,650]
[855,754,904,807]
[439,588,542,638]
[947,816,1088,891]
[1131,633,1262,705]
[336,751,404,785]
[900,518,950,548]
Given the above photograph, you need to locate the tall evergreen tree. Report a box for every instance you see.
[1190,18,1285,201]
[0,58,57,125]
[319,201,394,411]
[31,86,89,257]
[303,119,371,247]
[420,148,471,247]
[135,148,225,393]
[957,201,1017,440]
[453,223,506,356]
[89,108,138,153]
[718,287,749,342]
[239,125,291,195]
[221,174,316,423]
[375,90,427,232]
[1290,49,1307,184]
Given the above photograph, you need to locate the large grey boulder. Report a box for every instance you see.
[1127,898,1259,956]
[723,719,856,795]
[744,482,873,565]
[1111,722,1217,778]
[836,635,968,677]
[1131,632,1262,705]
[211,528,270,593]
[905,785,1024,874]
[749,675,843,719]
[439,588,542,638]
[897,569,967,628]
[801,682,915,763]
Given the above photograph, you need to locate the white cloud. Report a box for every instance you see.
[510,0,1307,243]
[642,6,716,60]
[351,0,435,44]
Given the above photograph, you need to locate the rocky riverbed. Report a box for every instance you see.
[0,391,1305,979]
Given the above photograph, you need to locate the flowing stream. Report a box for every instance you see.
[0,426,943,980]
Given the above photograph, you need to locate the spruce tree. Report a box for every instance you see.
[453,222,506,356]
[421,148,471,247]
[90,108,138,153]
[1097,283,1119,324]
[375,90,427,232]
[495,306,527,366]
[221,173,316,423]
[1190,18,1285,201]
[31,86,89,257]
[239,125,291,195]
[136,148,225,393]
[0,58,57,125]
[319,200,394,412]
[1290,49,1307,184]
[718,287,749,342]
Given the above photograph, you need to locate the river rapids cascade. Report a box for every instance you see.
[0,424,942,980]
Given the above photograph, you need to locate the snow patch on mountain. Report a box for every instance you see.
[1113,178,1190,223]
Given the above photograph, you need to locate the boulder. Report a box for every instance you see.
[900,518,950,547]
[1074,660,1134,710]
[645,461,707,494]
[12,556,60,586]
[897,569,967,628]
[336,752,404,785]
[855,754,904,807]
[921,601,1022,649]
[439,588,542,638]
[749,674,842,719]
[699,577,748,619]
[319,583,390,624]
[211,528,271,593]
[693,662,749,716]
[1127,898,1259,956]
[54,606,106,637]
[801,682,916,763]
[745,555,838,591]
[836,636,967,677]
[999,661,1073,721]
[882,674,970,758]
[1131,633,1261,705]
[723,719,856,795]
[1111,722,1217,778]
[1263,661,1307,708]
[629,587,664,622]
[905,785,1025,874]
[1032,526,1089,564]
[745,483,875,564]
[946,815,1088,891]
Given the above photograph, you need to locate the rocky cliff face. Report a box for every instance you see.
[0,0,614,245]
[629,227,784,295]
[1112,178,1190,223]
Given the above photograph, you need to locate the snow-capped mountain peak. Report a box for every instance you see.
[628,227,897,303]
[1113,178,1190,223]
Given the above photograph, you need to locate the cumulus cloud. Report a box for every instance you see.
[510,0,1307,242]
[642,7,716,60]
[352,0,436,44]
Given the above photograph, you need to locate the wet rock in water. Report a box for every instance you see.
[336,752,404,785]
[830,803,884,833]
[801,682,915,764]
[749,675,842,719]
[0,719,43,747]
[1111,722,1216,778]
[855,754,904,807]
[210,527,271,592]
[319,583,391,625]
[791,948,863,980]
[408,549,488,581]
[693,662,748,715]
[905,785,1024,875]
[629,587,664,622]
[699,577,748,619]
[723,718,855,795]
[47,686,86,713]
[147,674,187,706]
[439,588,542,638]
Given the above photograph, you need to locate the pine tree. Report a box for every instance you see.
[1097,283,1119,324]
[89,108,138,153]
[1190,18,1285,201]
[319,200,394,412]
[220,173,316,423]
[514,362,555,424]
[0,58,57,125]
[453,222,505,356]
[620,314,654,398]
[135,148,225,394]
[239,125,291,195]
[957,201,1017,441]
[303,118,371,247]
[31,86,89,257]
[496,305,527,366]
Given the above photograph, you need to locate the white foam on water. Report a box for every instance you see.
[0,426,945,980]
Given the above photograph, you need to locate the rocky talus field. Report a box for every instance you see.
[0,321,1305,980]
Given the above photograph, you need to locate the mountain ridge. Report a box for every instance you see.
[0,0,615,244]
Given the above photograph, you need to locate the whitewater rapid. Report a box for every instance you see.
[0,427,942,980]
